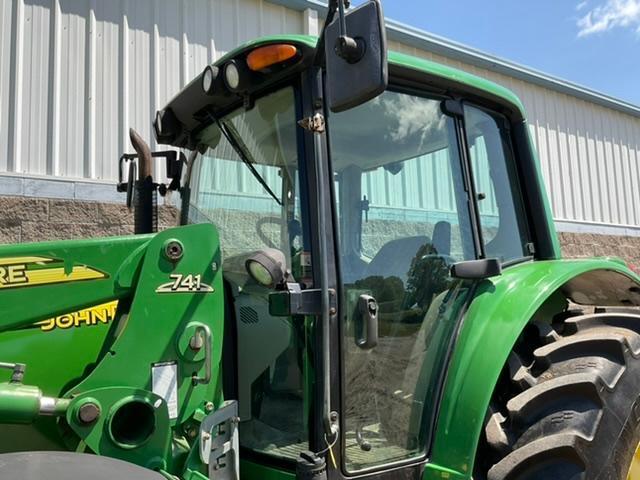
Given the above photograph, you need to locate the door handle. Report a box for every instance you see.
[356,294,378,350]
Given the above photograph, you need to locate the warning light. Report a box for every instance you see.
[247,44,299,72]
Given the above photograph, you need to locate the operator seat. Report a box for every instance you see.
[364,235,429,283]
[431,221,451,257]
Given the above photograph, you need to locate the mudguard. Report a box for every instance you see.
[423,258,640,480]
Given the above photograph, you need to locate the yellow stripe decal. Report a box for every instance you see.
[0,257,107,290]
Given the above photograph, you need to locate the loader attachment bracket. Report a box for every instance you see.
[199,400,240,480]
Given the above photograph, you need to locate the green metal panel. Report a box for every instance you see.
[0,224,225,476]
[0,235,154,451]
[208,35,526,116]
[0,235,153,330]
[423,258,640,479]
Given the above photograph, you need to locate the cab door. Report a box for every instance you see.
[328,89,478,474]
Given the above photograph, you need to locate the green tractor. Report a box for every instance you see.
[2,2,640,479]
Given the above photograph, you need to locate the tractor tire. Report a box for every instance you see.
[478,310,640,480]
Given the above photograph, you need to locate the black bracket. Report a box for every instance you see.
[440,99,464,118]
[116,150,185,200]
[269,283,337,317]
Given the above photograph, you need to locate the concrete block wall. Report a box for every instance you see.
[559,232,640,272]
[1,196,640,276]
[0,196,178,245]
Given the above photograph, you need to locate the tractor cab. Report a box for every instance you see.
[6,1,640,480]
[138,1,549,478]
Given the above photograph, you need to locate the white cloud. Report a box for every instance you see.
[577,0,640,37]
[576,1,589,11]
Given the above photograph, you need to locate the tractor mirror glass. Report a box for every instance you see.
[324,0,388,113]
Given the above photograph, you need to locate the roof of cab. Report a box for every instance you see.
[212,34,527,116]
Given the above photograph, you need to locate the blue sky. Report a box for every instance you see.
[373,0,640,106]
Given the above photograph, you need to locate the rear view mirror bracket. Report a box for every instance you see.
[334,0,366,64]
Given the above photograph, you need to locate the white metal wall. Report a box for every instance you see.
[387,40,640,230]
[2,0,640,232]
[0,0,308,182]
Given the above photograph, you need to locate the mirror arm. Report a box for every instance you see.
[313,0,339,66]
[335,0,365,64]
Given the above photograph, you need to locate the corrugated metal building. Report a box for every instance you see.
[1,0,640,253]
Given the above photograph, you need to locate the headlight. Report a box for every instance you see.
[245,248,288,288]
[201,65,218,95]
[224,61,241,91]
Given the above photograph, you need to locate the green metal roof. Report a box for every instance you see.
[215,34,527,115]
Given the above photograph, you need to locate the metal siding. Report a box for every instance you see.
[3,4,640,232]
[2,0,304,185]
[0,0,14,173]
[387,39,640,229]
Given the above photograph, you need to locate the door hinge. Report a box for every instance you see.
[298,113,325,133]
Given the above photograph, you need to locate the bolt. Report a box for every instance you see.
[202,432,211,441]
[78,402,100,424]
[329,411,338,422]
[164,240,184,262]
[205,402,214,412]
[329,307,337,315]
[189,331,204,351]
[188,427,198,438]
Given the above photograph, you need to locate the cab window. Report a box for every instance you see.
[187,86,311,461]
[464,105,531,262]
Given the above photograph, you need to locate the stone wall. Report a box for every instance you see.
[559,232,640,272]
[0,196,178,245]
[1,195,640,275]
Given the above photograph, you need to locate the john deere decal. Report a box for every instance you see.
[35,301,118,332]
[0,256,107,290]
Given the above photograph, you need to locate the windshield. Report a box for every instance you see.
[186,87,301,260]
[185,86,313,461]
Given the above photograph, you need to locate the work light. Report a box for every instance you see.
[201,65,218,95]
[224,61,241,91]
[245,249,288,289]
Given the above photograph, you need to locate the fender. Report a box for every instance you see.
[423,258,640,480]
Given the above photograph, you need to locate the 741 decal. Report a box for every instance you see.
[155,274,214,294]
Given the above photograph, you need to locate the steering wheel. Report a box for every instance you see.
[255,217,283,249]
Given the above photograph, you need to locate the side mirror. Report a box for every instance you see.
[450,258,502,280]
[324,0,388,113]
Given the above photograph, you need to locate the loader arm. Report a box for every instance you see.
[0,223,225,475]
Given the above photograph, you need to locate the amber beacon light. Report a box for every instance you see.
[247,44,299,72]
